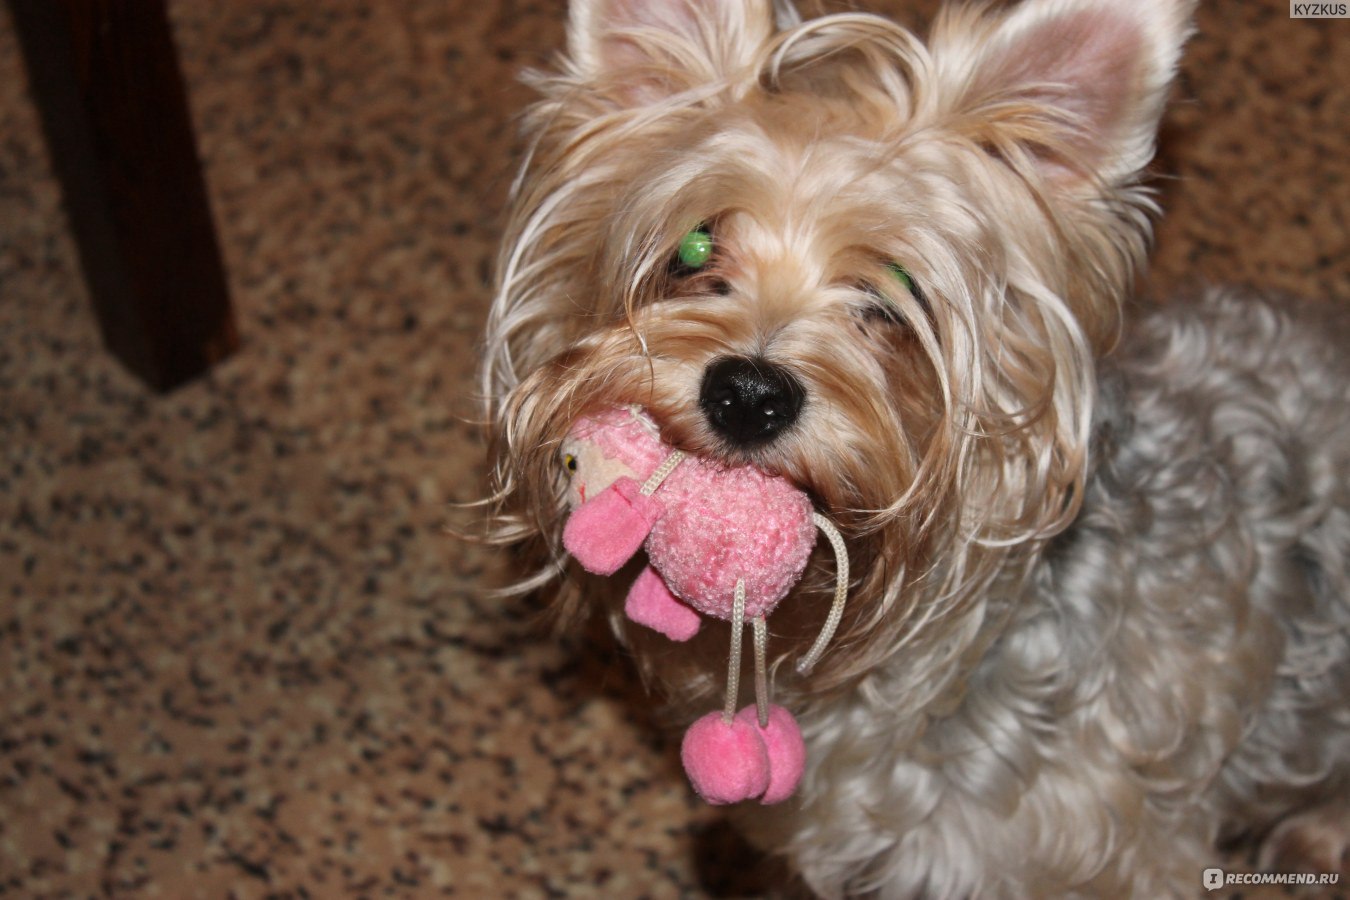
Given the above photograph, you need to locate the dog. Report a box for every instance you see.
[480,0,1350,895]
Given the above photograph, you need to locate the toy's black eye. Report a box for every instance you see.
[563,453,578,473]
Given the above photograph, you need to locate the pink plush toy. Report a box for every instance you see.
[560,407,848,805]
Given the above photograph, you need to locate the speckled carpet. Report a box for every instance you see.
[1,1,1346,897]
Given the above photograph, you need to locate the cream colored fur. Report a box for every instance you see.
[481,0,1350,895]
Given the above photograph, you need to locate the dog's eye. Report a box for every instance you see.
[562,453,578,473]
[888,263,927,310]
[885,263,930,315]
[668,224,728,294]
[857,263,929,327]
[676,225,713,270]
[889,263,916,295]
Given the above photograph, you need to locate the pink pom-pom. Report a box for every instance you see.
[680,711,769,805]
[735,705,805,804]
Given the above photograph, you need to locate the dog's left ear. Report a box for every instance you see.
[565,0,779,104]
[931,0,1196,189]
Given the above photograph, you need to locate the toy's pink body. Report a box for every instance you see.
[560,407,817,805]
[563,408,816,626]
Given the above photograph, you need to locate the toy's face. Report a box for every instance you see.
[559,436,639,509]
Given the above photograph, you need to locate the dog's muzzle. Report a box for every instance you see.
[699,356,804,448]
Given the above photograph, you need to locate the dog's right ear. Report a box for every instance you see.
[565,0,778,104]
[929,0,1196,191]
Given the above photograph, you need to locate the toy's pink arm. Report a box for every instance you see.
[626,566,700,641]
[562,477,665,576]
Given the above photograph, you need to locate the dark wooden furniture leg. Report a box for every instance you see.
[8,0,238,392]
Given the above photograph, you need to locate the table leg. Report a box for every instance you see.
[8,0,238,392]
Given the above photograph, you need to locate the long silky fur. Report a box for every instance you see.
[480,0,1350,896]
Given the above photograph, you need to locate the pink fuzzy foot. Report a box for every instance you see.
[735,705,805,804]
[562,477,664,575]
[625,566,700,641]
[681,711,769,805]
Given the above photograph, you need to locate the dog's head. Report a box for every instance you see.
[484,0,1193,696]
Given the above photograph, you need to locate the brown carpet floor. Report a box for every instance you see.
[1,1,1346,897]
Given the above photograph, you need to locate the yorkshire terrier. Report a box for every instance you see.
[480,0,1350,895]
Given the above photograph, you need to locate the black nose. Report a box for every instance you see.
[699,356,805,447]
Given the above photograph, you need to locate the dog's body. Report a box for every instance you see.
[763,288,1350,896]
[482,0,1350,895]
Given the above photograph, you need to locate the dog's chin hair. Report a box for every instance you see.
[480,0,1350,895]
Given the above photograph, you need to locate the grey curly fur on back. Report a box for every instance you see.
[782,289,1350,896]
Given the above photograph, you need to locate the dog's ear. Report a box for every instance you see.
[930,0,1196,189]
[566,0,778,104]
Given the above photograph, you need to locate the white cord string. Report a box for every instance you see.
[722,578,746,723]
[797,513,849,675]
[641,449,685,496]
[753,615,769,728]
